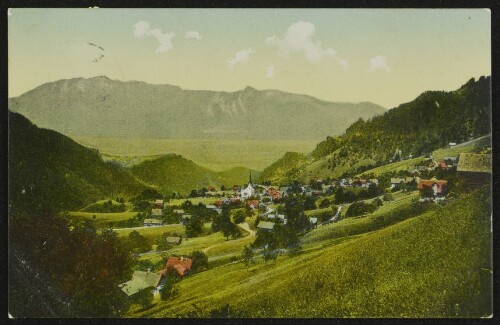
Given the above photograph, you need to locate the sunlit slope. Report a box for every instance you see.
[135,188,491,318]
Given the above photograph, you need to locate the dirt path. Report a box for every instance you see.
[202,222,255,254]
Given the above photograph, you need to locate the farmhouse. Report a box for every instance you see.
[154,199,164,209]
[246,199,259,210]
[456,153,492,190]
[118,270,162,297]
[144,218,163,227]
[151,208,163,217]
[159,256,193,277]
[417,177,448,196]
[257,221,275,232]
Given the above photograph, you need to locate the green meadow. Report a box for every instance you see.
[129,188,491,318]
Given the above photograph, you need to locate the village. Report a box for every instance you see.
[116,148,492,304]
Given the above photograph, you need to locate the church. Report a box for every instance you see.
[240,172,255,200]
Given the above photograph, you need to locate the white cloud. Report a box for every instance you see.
[369,55,392,72]
[266,21,348,69]
[133,20,176,54]
[186,31,203,40]
[265,65,275,78]
[227,48,256,68]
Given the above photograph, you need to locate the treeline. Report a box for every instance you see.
[311,76,491,165]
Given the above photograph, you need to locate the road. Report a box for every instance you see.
[202,222,255,254]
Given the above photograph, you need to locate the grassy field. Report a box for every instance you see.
[67,211,137,227]
[356,157,426,177]
[114,224,188,238]
[71,137,317,172]
[432,134,491,160]
[167,197,222,207]
[129,187,491,318]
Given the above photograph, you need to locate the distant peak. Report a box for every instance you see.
[243,86,257,92]
[90,75,110,80]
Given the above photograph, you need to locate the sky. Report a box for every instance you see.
[8,8,491,108]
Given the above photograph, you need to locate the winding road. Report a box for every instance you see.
[202,222,256,254]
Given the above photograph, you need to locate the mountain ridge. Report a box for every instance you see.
[9,76,386,141]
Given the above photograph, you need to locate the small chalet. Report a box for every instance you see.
[159,256,193,277]
[119,270,162,297]
[151,208,163,218]
[154,199,164,209]
[309,217,318,229]
[456,153,492,190]
[207,186,216,192]
[257,221,275,232]
[144,218,163,227]
[173,209,185,214]
[205,204,217,210]
[215,200,224,207]
[166,236,182,245]
[449,142,457,148]
[352,179,367,187]
[417,177,448,196]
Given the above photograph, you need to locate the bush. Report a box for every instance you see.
[345,201,378,218]
[319,198,331,208]
[383,193,394,201]
[190,251,209,273]
[159,277,180,301]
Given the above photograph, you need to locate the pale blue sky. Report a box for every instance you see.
[8,8,491,108]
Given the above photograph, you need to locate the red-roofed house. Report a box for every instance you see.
[246,199,259,209]
[417,177,448,196]
[159,256,193,277]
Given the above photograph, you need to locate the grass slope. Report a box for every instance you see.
[132,188,491,318]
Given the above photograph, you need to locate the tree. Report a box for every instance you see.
[127,230,151,253]
[185,216,204,237]
[190,251,209,273]
[159,277,180,301]
[242,245,255,270]
[131,288,154,310]
[233,210,246,224]
[221,185,226,191]
[319,198,331,208]
[263,248,278,266]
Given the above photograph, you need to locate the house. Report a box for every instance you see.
[257,221,275,231]
[205,204,217,210]
[143,218,163,227]
[165,236,182,245]
[435,160,449,169]
[279,187,291,197]
[309,217,318,229]
[390,178,405,189]
[151,208,163,218]
[154,199,164,209]
[118,270,162,297]
[368,179,379,186]
[246,199,259,210]
[352,179,367,187]
[405,176,420,184]
[159,256,193,277]
[229,197,242,205]
[214,200,224,207]
[456,153,492,190]
[277,214,287,225]
[173,209,185,214]
[417,177,448,196]
[449,142,457,148]
[181,214,192,225]
[214,208,222,214]
[207,186,216,192]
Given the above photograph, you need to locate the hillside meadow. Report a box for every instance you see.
[72,137,317,171]
[130,187,491,318]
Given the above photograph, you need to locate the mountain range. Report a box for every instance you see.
[8,76,386,141]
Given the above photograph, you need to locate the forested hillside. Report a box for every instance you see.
[8,111,152,214]
[261,76,491,184]
[129,154,260,195]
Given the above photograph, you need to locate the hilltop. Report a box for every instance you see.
[261,76,491,184]
[129,154,260,195]
[8,111,153,214]
[8,76,385,141]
